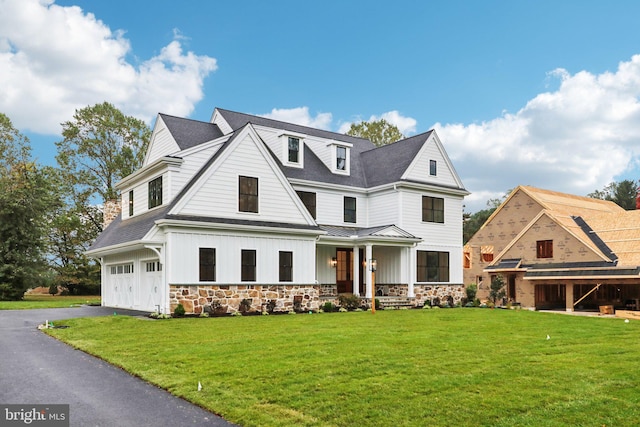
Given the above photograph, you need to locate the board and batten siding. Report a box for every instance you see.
[167,230,316,285]
[403,137,459,188]
[177,132,310,225]
[145,122,180,166]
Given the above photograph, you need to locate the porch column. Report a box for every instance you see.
[406,247,415,297]
[565,283,574,312]
[365,243,373,299]
[352,245,360,296]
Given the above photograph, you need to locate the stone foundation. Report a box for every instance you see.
[414,284,465,307]
[170,284,320,314]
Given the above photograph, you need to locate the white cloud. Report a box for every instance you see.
[337,110,418,136]
[260,107,332,130]
[436,54,640,213]
[0,0,217,134]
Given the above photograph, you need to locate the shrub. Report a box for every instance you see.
[337,293,361,311]
[322,301,335,312]
[173,304,185,317]
[422,304,431,309]
[239,298,252,313]
[207,301,227,316]
[432,297,441,307]
[374,298,381,310]
[265,299,276,314]
[465,283,478,302]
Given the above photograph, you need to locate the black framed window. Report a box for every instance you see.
[422,196,444,223]
[241,249,256,282]
[148,176,162,209]
[199,248,216,282]
[239,176,258,213]
[288,137,300,163]
[417,250,449,282]
[296,191,316,219]
[336,146,347,170]
[344,196,356,223]
[430,160,437,176]
[279,251,293,282]
[128,190,134,216]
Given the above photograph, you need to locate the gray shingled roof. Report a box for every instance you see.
[88,206,171,252]
[159,113,224,151]
[360,131,433,187]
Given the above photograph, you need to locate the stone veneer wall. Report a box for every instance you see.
[103,198,122,229]
[414,284,465,307]
[170,284,320,314]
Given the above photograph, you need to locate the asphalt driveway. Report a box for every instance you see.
[0,306,237,426]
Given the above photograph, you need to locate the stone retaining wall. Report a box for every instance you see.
[414,284,465,307]
[170,284,320,314]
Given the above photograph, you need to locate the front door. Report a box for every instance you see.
[336,249,353,293]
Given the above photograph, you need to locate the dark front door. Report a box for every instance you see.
[336,249,353,293]
[507,274,516,302]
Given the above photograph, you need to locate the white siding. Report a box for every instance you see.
[413,244,463,284]
[372,246,404,283]
[170,143,223,196]
[316,245,336,284]
[167,230,316,284]
[145,123,179,166]
[315,189,365,226]
[403,137,459,188]
[177,132,310,225]
[367,190,399,227]
[401,190,463,247]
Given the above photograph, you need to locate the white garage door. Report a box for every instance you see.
[107,263,134,308]
[140,260,162,312]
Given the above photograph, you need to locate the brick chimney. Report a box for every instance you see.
[103,198,122,229]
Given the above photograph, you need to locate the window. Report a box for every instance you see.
[288,137,300,163]
[110,263,133,275]
[336,146,347,170]
[239,176,258,213]
[463,251,471,269]
[279,251,293,282]
[199,248,216,282]
[481,245,494,262]
[241,249,256,282]
[296,191,316,219]
[430,160,437,176]
[537,240,553,258]
[148,176,162,209]
[128,190,134,216]
[344,196,356,223]
[417,251,449,282]
[146,261,162,272]
[422,196,444,223]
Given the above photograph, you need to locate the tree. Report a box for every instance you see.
[463,207,495,244]
[56,102,151,234]
[588,180,638,210]
[0,114,56,300]
[489,275,506,306]
[346,119,404,147]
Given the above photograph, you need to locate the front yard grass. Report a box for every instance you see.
[0,294,101,310]
[47,309,640,426]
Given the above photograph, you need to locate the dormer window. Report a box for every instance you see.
[288,137,300,163]
[148,176,163,209]
[336,146,347,170]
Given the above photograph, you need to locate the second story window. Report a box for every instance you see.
[336,146,347,171]
[430,160,437,176]
[128,190,134,216]
[422,196,444,223]
[148,176,162,209]
[296,191,316,219]
[239,176,258,213]
[537,240,553,258]
[344,196,356,223]
[288,137,300,163]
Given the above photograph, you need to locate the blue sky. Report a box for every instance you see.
[3,0,640,212]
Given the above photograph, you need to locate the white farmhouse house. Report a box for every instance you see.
[86,108,469,314]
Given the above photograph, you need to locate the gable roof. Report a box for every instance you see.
[360,132,432,187]
[159,113,224,151]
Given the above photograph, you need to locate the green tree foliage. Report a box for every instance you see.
[346,119,404,147]
[588,180,639,210]
[0,114,56,300]
[489,275,506,305]
[463,207,495,244]
[56,102,151,233]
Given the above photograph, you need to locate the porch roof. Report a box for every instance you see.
[524,267,640,280]
[318,224,421,244]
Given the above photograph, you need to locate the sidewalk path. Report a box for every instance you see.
[0,306,237,426]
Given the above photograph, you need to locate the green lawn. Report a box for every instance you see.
[46,309,640,426]
[0,294,101,310]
